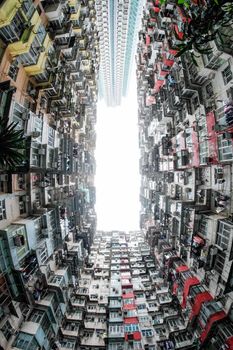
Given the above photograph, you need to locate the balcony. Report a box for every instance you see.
[61,321,80,338]
[0,0,22,29]
[8,11,41,57]
[66,310,83,322]
[166,316,186,333]
[44,2,64,22]
[157,292,172,305]
[172,331,195,349]
[59,339,76,350]
[24,35,52,76]
[80,330,107,347]
[84,315,107,330]
[108,324,124,338]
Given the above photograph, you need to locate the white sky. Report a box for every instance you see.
[95,73,140,231]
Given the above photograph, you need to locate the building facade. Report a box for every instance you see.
[0,0,99,349]
[137,0,233,348]
[1,0,233,349]
[95,0,143,106]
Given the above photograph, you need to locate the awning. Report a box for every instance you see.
[123,304,136,310]
[177,6,191,23]
[172,282,178,295]
[176,265,189,273]
[122,292,134,299]
[133,332,142,341]
[181,276,200,308]
[153,6,160,13]
[200,311,226,343]
[174,24,184,40]
[125,331,142,341]
[146,35,151,46]
[154,79,165,92]
[193,235,205,245]
[124,317,138,324]
[190,291,213,320]
[160,69,169,77]
[226,336,233,349]
[169,49,178,56]
[163,58,174,67]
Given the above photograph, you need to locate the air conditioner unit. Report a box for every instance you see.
[210,247,218,255]
[10,328,17,335]
[42,228,49,237]
[39,148,46,155]
[208,72,215,80]
[0,174,8,181]
[21,111,30,121]
[32,131,41,138]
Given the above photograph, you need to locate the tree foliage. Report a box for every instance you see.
[0,120,25,169]
[160,0,233,58]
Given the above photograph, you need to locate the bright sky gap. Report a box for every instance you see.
[95,73,140,231]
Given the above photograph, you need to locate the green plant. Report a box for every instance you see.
[159,0,233,59]
[0,120,26,168]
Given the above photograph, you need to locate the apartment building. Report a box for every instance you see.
[0,1,98,349]
[137,0,233,348]
[77,230,233,350]
[95,0,143,106]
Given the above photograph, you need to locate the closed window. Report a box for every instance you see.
[218,135,233,161]
[222,65,233,85]
[1,320,13,340]
[216,221,232,251]
[214,250,226,275]
[29,309,43,323]
[13,332,38,350]
[8,61,19,81]
[0,200,6,220]
[0,11,24,43]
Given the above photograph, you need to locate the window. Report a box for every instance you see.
[22,0,35,20]
[8,61,19,81]
[35,70,49,83]
[29,309,44,323]
[203,51,226,70]
[109,325,124,334]
[142,329,153,337]
[199,302,222,327]
[1,320,13,340]
[18,28,46,67]
[12,102,27,130]
[222,64,233,85]
[125,324,139,332]
[0,200,6,220]
[0,11,25,43]
[13,332,38,350]
[199,216,208,236]
[13,226,28,259]
[60,340,75,349]
[216,221,232,251]
[218,135,233,161]
[31,145,40,167]
[214,250,226,274]
[49,275,64,285]
[48,127,55,147]
[205,82,214,98]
